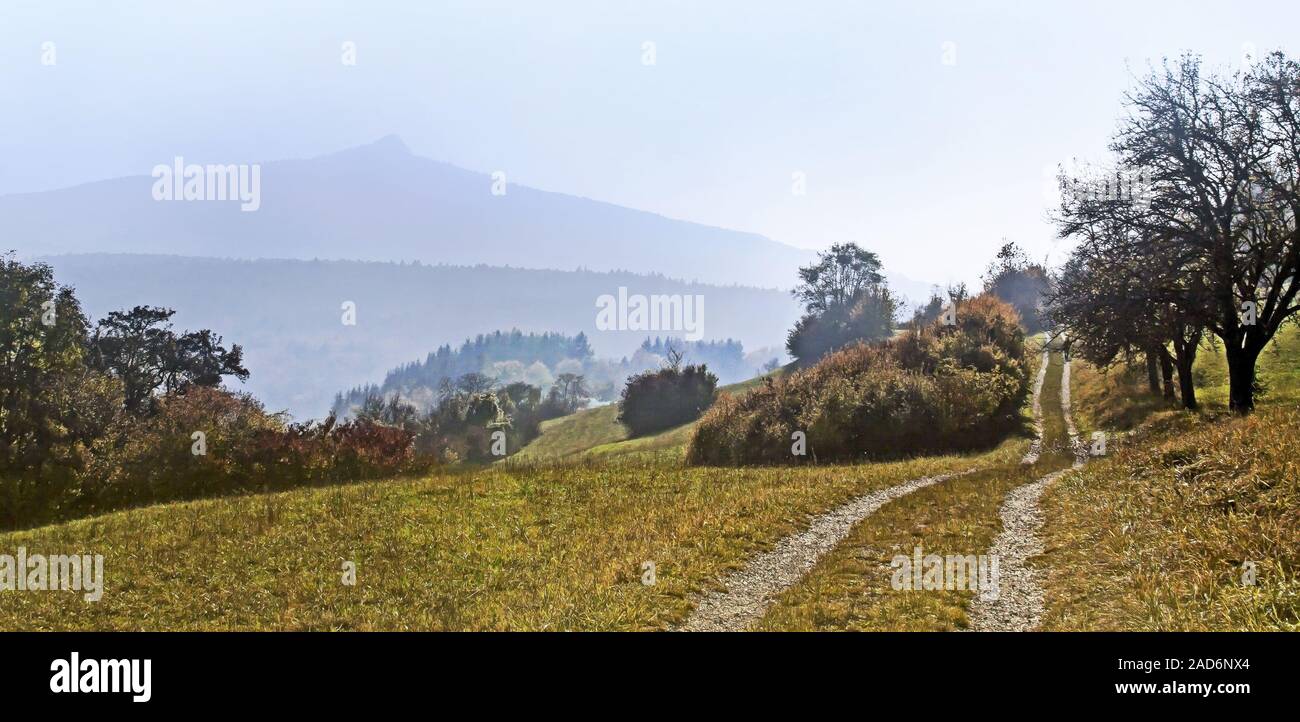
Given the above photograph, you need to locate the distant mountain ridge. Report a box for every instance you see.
[7,136,800,289]
[4,136,935,297]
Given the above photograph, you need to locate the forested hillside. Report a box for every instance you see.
[334,332,770,415]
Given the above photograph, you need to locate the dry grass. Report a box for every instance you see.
[1067,357,1177,435]
[6,331,1291,631]
[1067,324,1300,433]
[1038,325,1299,630]
[0,442,1019,630]
[1039,406,1300,630]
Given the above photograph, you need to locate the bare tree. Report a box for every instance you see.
[1047,222,1204,409]
[1057,52,1300,413]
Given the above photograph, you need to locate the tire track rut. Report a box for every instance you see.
[968,353,1084,631]
[677,469,973,632]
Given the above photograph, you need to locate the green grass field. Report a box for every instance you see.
[1194,323,1300,408]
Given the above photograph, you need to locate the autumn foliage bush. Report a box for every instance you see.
[0,256,433,531]
[687,295,1029,465]
[4,387,427,530]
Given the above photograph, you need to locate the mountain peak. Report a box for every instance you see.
[315,134,413,166]
[366,134,410,154]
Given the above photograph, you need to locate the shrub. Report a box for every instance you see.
[618,363,719,437]
[688,294,1029,465]
[2,387,428,530]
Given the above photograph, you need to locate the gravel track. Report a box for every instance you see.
[1020,349,1051,465]
[676,347,1058,632]
[677,469,972,632]
[965,468,1070,631]
[968,353,1085,632]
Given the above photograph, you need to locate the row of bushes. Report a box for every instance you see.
[686,295,1030,465]
[1,387,428,531]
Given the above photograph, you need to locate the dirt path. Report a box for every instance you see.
[965,468,1069,631]
[968,354,1084,632]
[1020,348,1051,465]
[677,469,972,632]
[1060,356,1088,468]
[676,345,1060,632]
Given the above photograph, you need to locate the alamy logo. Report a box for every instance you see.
[151,156,261,211]
[50,653,151,703]
[595,287,704,341]
[0,547,103,602]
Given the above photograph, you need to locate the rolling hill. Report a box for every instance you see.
[513,372,774,462]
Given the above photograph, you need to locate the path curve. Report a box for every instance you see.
[677,345,1057,632]
[677,470,972,632]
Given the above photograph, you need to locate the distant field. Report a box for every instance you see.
[514,372,774,462]
[1194,323,1300,408]
[512,404,625,461]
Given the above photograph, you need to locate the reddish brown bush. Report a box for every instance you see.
[6,387,430,529]
[687,294,1029,465]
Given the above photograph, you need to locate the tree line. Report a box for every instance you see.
[0,254,420,530]
[334,330,760,417]
[353,368,591,463]
[0,253,249,477]
[1048,52,1300,414]
[783,239,1049,367]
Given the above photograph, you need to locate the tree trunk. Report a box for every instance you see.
[1175,355,1197,410]
[1171,331,1201,411]
[1145,351,1161,394]
[1225,343,1260,415]
[1157,348,1177,400]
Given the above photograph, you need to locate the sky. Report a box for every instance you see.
[2,0,1297,288]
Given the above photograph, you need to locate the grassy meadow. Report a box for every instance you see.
[0,436,1016,630]
[1037,325,1300,631]
[514,372,773,463]
[1,329,1295,631]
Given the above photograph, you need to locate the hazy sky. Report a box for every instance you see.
[3,0,1296,286]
